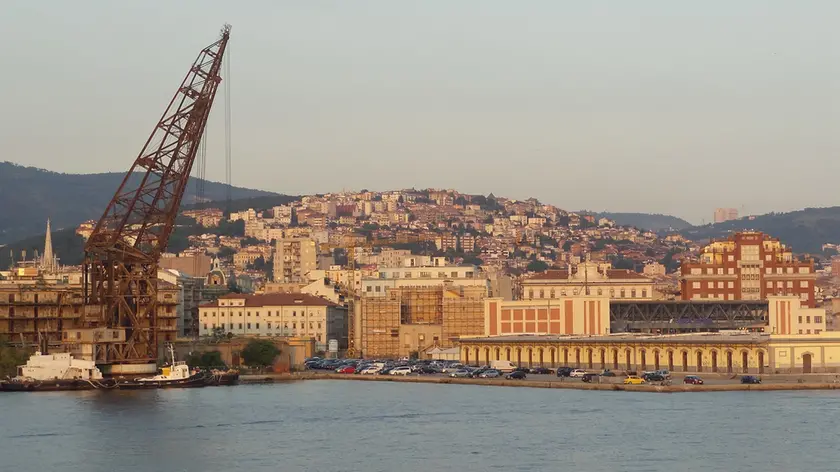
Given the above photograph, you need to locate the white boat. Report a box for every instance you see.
[14,351,104,381]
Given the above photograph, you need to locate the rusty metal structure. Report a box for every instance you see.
[83,25,231,366]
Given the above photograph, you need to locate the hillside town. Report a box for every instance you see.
[3,187,840,374]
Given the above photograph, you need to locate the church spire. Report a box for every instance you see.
[42,218,55,272]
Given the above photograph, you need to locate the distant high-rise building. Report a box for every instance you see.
[273,237,319,283]
[714,208,739,224]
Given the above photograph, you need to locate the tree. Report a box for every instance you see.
[0,340,30,378]
[526,260,549,272]
[217,219,245,237]
[241,339,280,367]
[240,236,261,247]
[562,241,574,251]
[186,350,226,369]
[217,246,236,260]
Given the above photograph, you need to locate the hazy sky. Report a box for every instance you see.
[2,1,838,223]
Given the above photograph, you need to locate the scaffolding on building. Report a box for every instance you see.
[360,285,486,358]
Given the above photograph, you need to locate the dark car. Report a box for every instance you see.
[513,367,529,373]
[505,371,527,380]
[600,370,617,377]
[741,375,761,384]
[418,366,439,374]
[643,373,666,382]
[683,375,704,385]
[556,367,573,377]
[470,368,489,378]
[530,367,551,375]
[581,372,599,383]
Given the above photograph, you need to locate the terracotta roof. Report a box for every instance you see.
[606,269,648,280]
[528,270,569,280]
[213,292,338,307]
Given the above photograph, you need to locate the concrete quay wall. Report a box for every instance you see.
[240,372,840,393]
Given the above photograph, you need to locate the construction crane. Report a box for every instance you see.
[82,25,231,369]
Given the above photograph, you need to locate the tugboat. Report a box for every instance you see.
[117,345,209,389]
[1,351,116,391]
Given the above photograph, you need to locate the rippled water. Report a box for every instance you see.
[1,381,838,471]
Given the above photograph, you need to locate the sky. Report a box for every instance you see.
[2,1,838,224]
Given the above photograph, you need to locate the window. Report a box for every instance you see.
[539,290,545,299]
[256,323,260,329]
[728,268,735,275]
[691,268,700,275]
[631,289,636,298]
[405,272,412,278]
[267,322,272,329]
[766,281,773,288]
[798,329,803,334]
[293,311,297,317]
[641,290,647,298]
[203,324,208,330]
[309,322,313,329]
[707,282,714,289]
[238,323,243,329]
[239,312,242,317]
[728,281,734,289]
[375,286,381,293]
[692,282,700,289]
[798,316,802,323]
[806,316,811,323]
[438,272,447,278]
[620,289,626,298]
[317,322,322,329]
[366,286,372,292]
[293,322,297,329]
[247,312,251,317]
[815,330,822,335]
[528,290,534,299]
[766,268,772,274]
[203,313,208,318]
[597,288,603,296]
[786,267,793,274]
[728,255,734,262]
[815,316,823,324]
[800,281,809,288]
[550,289,555,298]
[420,271,431,278]
[806,329,811,334]
[786,281,793,288]
[229,323,233,329]
[609,289,615,297]
[799,267,810,274]
[717,268,723,275]
[247,323,251,329]
[765,255,772,261]
[717,282,724,289]
[451,272,458,278]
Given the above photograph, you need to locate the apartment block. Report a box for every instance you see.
[273,238,319,283]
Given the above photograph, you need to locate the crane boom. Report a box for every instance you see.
[83,26,230,366]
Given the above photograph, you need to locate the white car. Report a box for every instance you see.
[389,366,412,376]
[570,369,587,378]
[359,366,381,375]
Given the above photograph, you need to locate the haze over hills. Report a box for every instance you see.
[0,162,277,245]
[678,207,840,254]
[597,213,693,232]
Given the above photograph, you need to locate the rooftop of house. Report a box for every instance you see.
[203,292,339,308]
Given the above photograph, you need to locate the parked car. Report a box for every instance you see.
[358,366,380,375]
[418,366,439,374]
[490,360,517,373]
[530,367,551,375]
[505,371,527,380]
[683,375,704,385]
[513,367,529,374]
[449,369,471,378]
[624,375,646,385]
[741,375,761,384]
[470,368,489,378]
[656,370,672,379]
[643,373,666,382]
[336,366,356,374]
[556,367,573,377]
[479,369,501,378]
[570,369,587,378]
[600,370,617,377]
[581,373,599,383]
[389,366,413,376]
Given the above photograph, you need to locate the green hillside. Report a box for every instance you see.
[0,162,278,244]
[678,207,840,253]
[598,212,693,231]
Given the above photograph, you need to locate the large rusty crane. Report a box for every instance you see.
[83,26,230,369]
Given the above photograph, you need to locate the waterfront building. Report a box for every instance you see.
[198,293,347,352]
[520,261,655,301]
[679,232,816,307]
[463,296,833,373]
[358,260,490,358]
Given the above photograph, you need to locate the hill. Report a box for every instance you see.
[0,162,277,244]
[678,207,840,253]
[0,194,300,269]
[598,212,693,232]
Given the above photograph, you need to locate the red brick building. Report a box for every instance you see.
[680,232,815,307]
